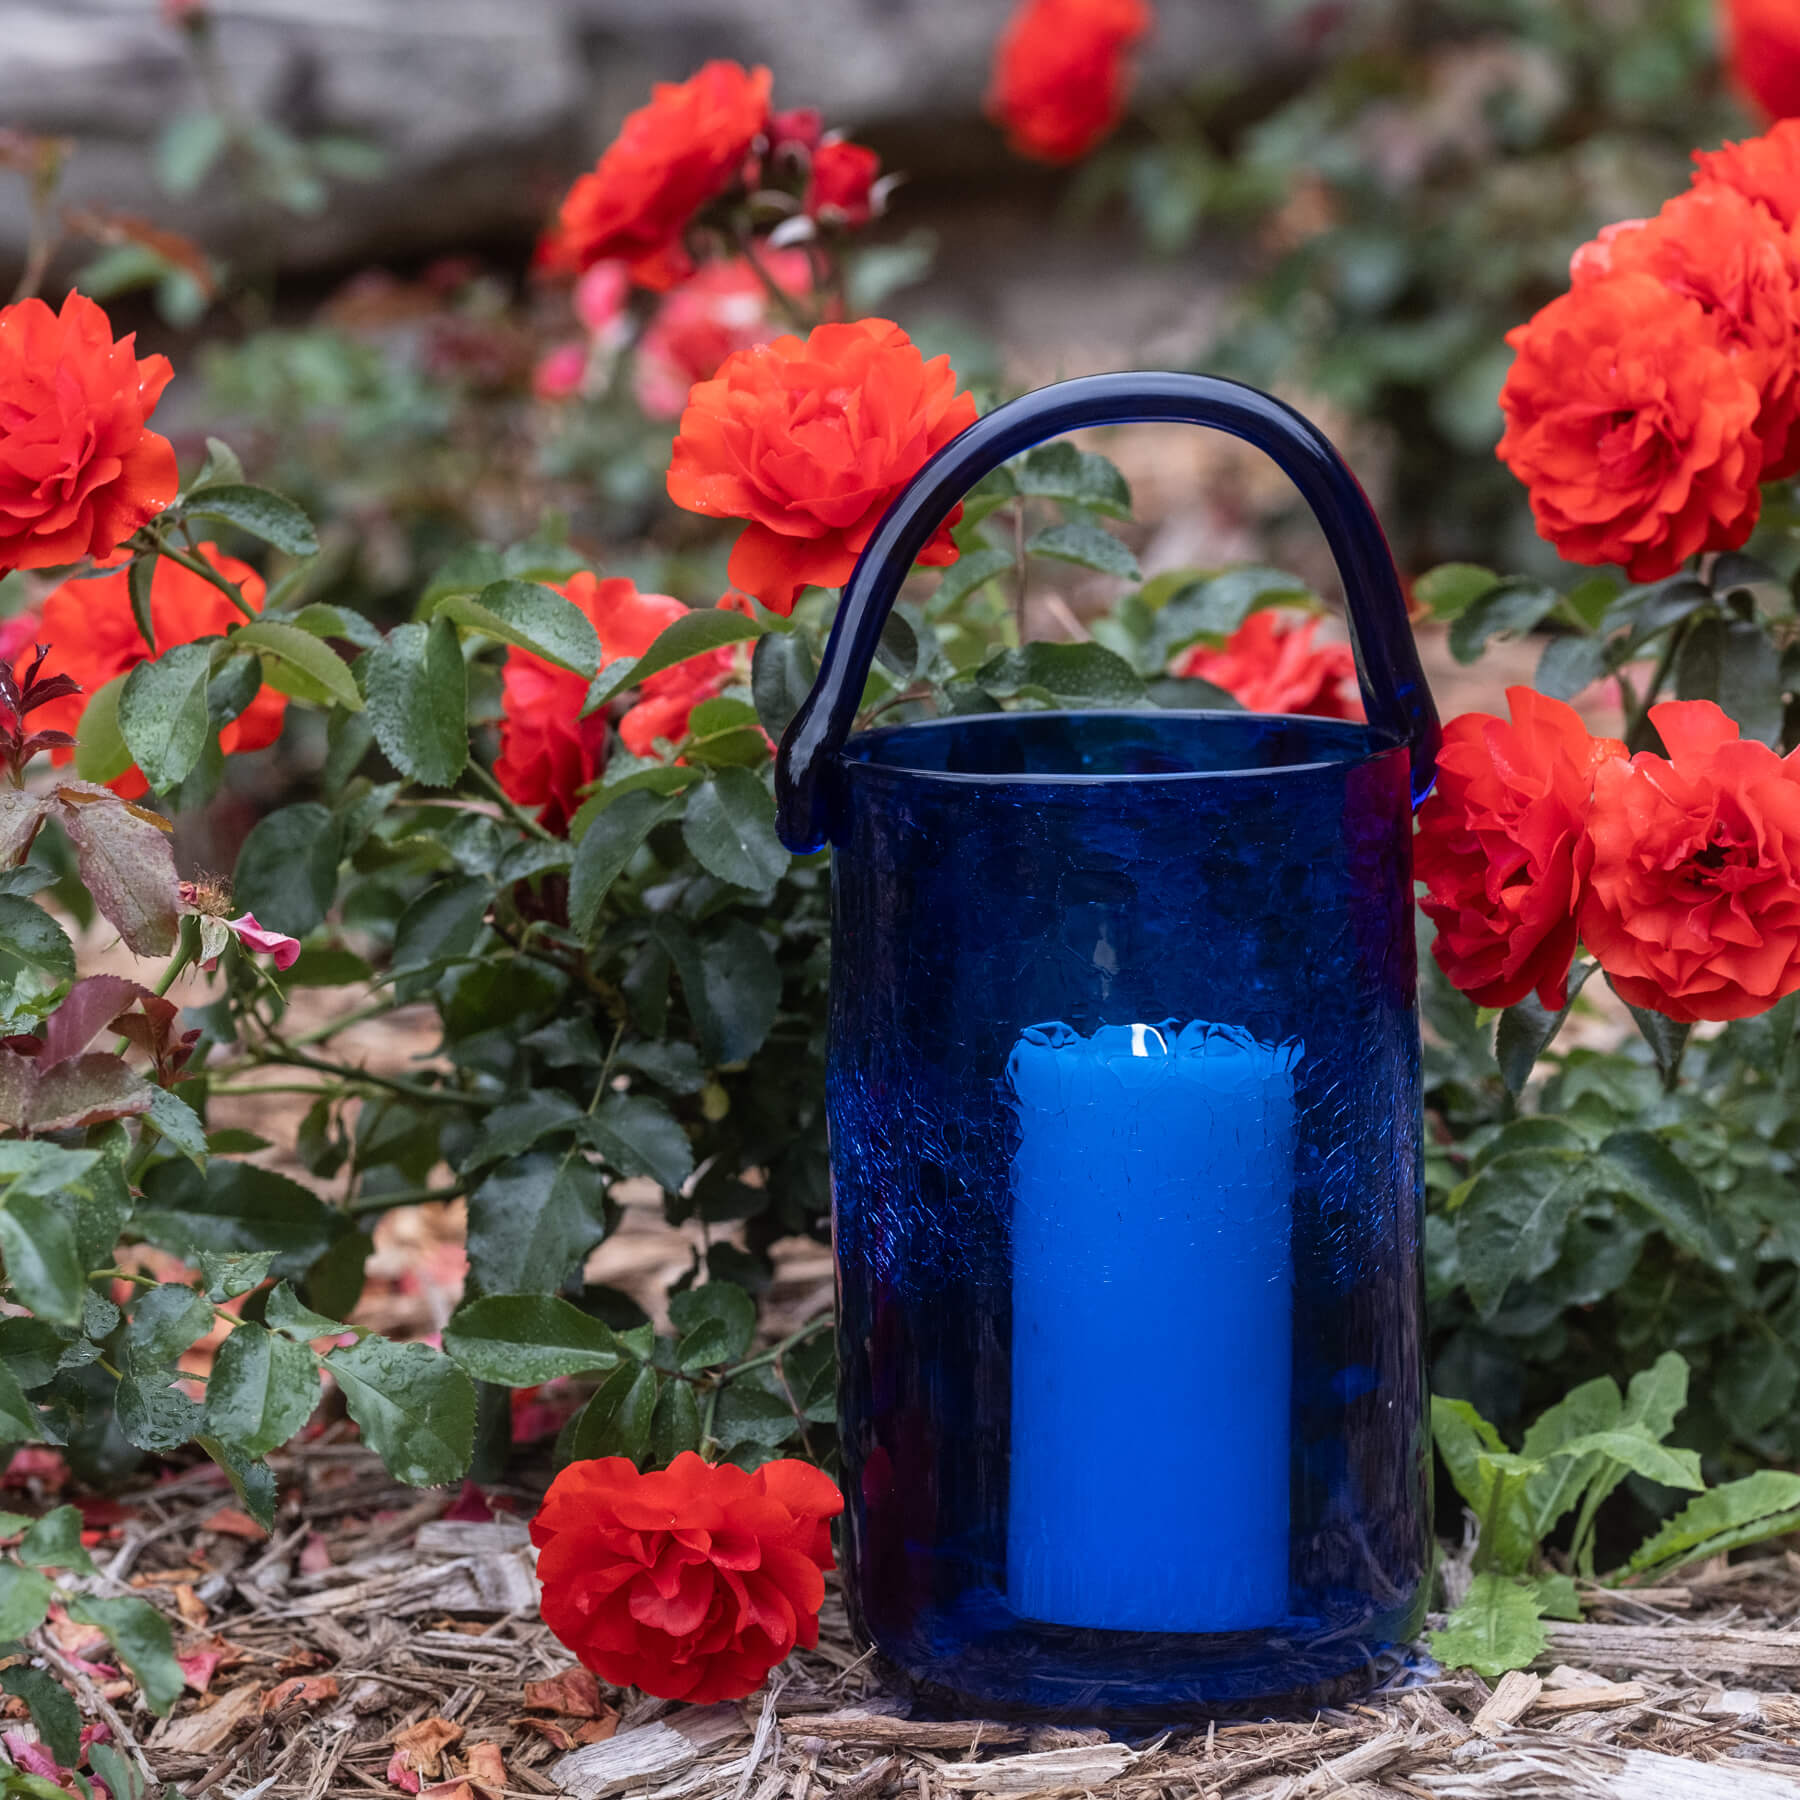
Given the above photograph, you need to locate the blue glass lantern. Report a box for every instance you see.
[775,373,1441,1720]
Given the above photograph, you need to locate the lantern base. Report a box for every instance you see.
[855,1588,1430,1725]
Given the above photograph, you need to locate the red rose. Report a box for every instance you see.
[1692,118,1800,229]
[494,575,737,830]
[1178,611,1361,720]
[32,545,282,800]
[531,1452,843,1703]
[0,292,177,573]
[633,252,813,420]
[1580,700,1800,1023]
[666,318,978,614]
[1496,271,1765,580]
[554,62,773,291]
[986,0,1152,164]
[1724,0,1800,124]
[1572,185,1800,479]
[805,139,881,226]
[1416,687,1624,1011]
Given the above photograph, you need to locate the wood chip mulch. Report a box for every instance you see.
[19,1448,1800,1800]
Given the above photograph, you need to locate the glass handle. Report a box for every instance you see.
[774,370,1441,853]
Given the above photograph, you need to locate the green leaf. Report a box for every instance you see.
[750,632,819,740]
[18,1504,94,1575]
[115,1372,205,1451]
[0,1666,80,1768]
[581,1093,694,1193]
[1628,1470,1800,1578]
[190,435,246,493]
[391,874,490,998]
[1454,1149,1593,1319]
[713,1382,798,1451]
[464,1093,585,1169]
[0,1564,53,1641]
[1715,1336,1800,1439]
[323,1336,474,1486]
[466,1153,608,1295]
[584,611,763,714]
[436,581,600,678]
[1014,441,1132,519]
[198,1251,276,1300]
[1494,961,1593,1097]
[366,618,468,787]
[1529,1571,1582,1621]
[1413,563,1499,623]
[1599,1131,1736,1274]
[229,620,363,713]
[680,697,769,768]
[1447,579,1560,664]
[681,770,788,891]
[1428,1572,1550,1679]
[72,674,133,784]
[157,111,228,193]
[650,1378,702,1465]
[0,1361,43,1446]
[144,1086,207,1166]
[568,791,681,938]
[1519,1374,1623,1537]
[1025,521,1140,581]
[135,1160,342,1280]
[1623,1351,1689,1441]
[658,919,781,1065]
[263,1282,345,1343]
[443,1294,621,1385]
[233,802,340,938]
[1431,1395,1537,1574]
[1611,985,1692,1087]
[118,642,213,793]
[68,1595,184,1716]
[199,1434,278,1533]
[669,1283,756,1371]
[184,483,318,557]
[1149,568,1316,656]
[1553,1429,1703,1493]
[126,1282,213,1372]
[1535,634,1609,703]
[932,546,1016,611]
[976,642,1145,706]
[568,1362,658,1463]
[204,1323,320,1457]
[0,1192,84,1327]
[0,896,74,983]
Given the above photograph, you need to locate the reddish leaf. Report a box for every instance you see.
[514,1719,577,1750]
[0,791,49,865]
[261,1675,338,1713]
[54,784,179,956]
[0,1046,152,1133]
[200,1508,267,1542]
[114,994,200,1085]
[41,976,152,1064]
[388,1717,462,1791]
[522,1668,607,1718]
[178,1648,224,1694]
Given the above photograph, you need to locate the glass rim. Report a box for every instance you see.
[836,708,1412,788]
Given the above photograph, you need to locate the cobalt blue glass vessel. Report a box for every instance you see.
[775,373,1441,1722]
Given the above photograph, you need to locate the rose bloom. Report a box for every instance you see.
[1580,700,1800,1023]
[1724,0,1800,124]
[986,0,1153,164]
[805,139,881,226]
[667,318,978,614]
[633,252,813,421]
[533,1453,842,1703]
[554,62,772,291]
[1496,271,1765,580]
[1415,687,1623,1011]
[1571,185,1800,479]
[31,545,283,800]
[493,574,737,831]
[0,292,178,573]
[1178,611,1361,720]
[1693,118,1800,229]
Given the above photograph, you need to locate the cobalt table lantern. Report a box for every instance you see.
[775,371,1441,1721]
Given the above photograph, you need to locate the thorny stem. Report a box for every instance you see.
[344,1182,467,1217]
[286,995,396,1047]
[467,760,559,844]
[155,539,258,621]
[736,225,812,331]
[246,1038,497,1110]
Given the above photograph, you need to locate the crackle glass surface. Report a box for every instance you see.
[825,709,1430,1720]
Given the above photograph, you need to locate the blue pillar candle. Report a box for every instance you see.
[1005,1020,1300,1633]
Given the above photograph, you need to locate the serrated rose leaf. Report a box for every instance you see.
[54,783,180,955]
[0,1048,153,1133]
[0,792,49,866]
[41,975,152,1063]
